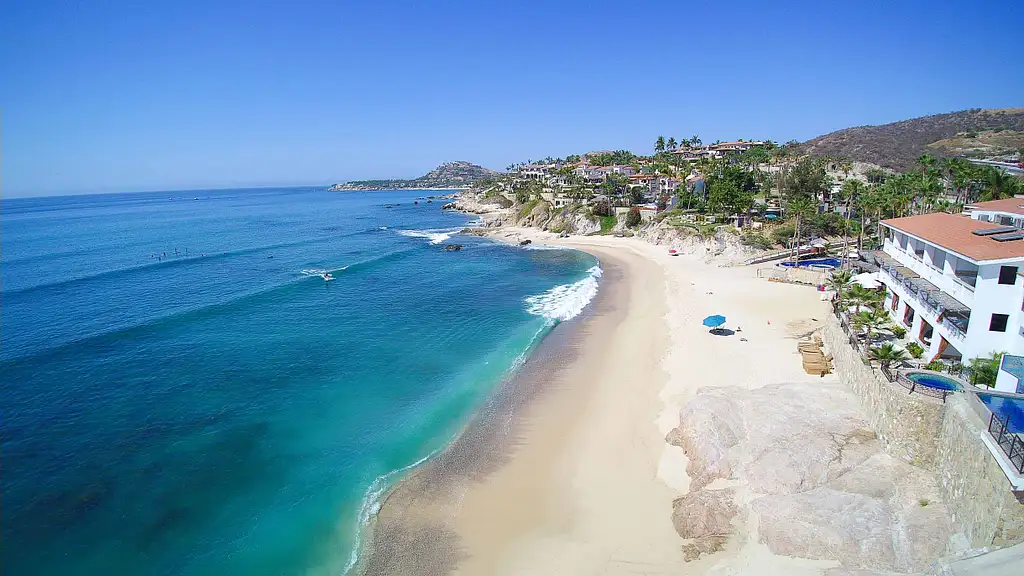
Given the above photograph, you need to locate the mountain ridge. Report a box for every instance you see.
[797,108,1024,170]
[327,161,499,191]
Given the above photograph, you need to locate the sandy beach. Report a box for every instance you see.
[362,225,879,575]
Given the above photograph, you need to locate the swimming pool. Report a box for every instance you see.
[979,393,1024,433]
[779,258,841,269]
[906,371,963,391]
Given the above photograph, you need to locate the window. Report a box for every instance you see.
[1001,216,1014,226]
[990,313,1009,332]
[931,250,946,271]
[999,266,1018,285]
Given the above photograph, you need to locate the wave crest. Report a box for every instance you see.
[397,228,459,245]
[524,265,601,322]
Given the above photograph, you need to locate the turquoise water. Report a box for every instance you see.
[906,372,962,391]
[0,188,599,575]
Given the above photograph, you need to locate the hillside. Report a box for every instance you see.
[797,108,1024,170]
[327,161,499,191]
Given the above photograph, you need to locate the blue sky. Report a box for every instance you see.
[2,0,1021,196]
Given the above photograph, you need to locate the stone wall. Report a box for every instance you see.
[934,396,1024,548]
[821,314,945,467]
[822,313,1024,550]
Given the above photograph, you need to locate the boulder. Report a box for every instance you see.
[519,239,532,246]
[443,244,464,251]
[752,488,895,570]
[671,488,737,561]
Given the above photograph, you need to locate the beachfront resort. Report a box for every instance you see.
[446,135,1024,572]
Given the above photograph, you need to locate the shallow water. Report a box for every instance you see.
[0,188,598,575]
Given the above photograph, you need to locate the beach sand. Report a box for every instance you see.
[364,228,843,575]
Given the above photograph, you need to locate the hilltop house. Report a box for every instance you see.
[869,212,1024,392]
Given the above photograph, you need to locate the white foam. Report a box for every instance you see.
[342,448,442,574]
[397,228,459,245]
[300,268,328,276]
[524,265,602,322]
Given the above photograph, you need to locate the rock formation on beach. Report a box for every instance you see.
[667,382,953,572]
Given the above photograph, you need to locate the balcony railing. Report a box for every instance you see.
[988,412,1024,474]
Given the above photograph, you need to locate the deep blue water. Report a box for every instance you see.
[0,187,599,575]
[979,393,1024,433]
[778,258,841,269]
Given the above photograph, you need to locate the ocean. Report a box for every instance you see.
[0,187,600,575]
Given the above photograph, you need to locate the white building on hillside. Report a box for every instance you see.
[964,197,1024,229]
[871,212,1024,392]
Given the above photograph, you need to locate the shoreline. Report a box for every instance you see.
[360,240,686,574]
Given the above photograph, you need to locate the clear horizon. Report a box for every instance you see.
[2,0,1022,197]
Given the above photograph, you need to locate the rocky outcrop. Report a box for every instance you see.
[671,488,737,561]
[667,382,954,572]
[638,222,761,265]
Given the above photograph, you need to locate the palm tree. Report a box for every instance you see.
[917,154,937,174]
[837,179,865,264]
[844,283,880,315]
[852,308,891,344]
[690,135,701,147]
[868,343,910,369]
[826,270,853,311]
[655,136,666,154]
[980,166,1022,201]
[967,351,1005,388]
[786,197,816,264]
[667,137,677,151]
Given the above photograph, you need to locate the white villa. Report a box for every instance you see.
[870,211,1024,392]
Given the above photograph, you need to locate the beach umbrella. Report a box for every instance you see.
[702,315,726,328]
[853,272,881,289]
[668,249,678,255]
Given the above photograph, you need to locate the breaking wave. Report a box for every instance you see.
[524,265,602,322]
[397,228,460,245]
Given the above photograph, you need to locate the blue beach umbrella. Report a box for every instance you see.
[702,315,727,328]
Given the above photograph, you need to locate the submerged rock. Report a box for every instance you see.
[519,239,532,246]
[443,244,464,251]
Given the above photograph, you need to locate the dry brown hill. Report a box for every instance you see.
[797,108,1024,171]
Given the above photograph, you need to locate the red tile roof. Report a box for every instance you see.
[882,212,1024,262]
[964,198,1024,217]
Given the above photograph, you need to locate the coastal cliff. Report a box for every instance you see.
[448,189,764,265]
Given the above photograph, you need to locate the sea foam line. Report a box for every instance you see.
[524,265,602,322]
[396,228,460,245]
[342,448,440,574]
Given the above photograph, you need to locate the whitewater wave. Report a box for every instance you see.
[524,265,602,322]
[343,447,443,575]
[522,244,566,251]
[397,228,460,245]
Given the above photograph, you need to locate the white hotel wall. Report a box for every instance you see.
[882,234,1024,375]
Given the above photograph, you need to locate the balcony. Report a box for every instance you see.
[868,251,972,341]
[882,241,976,303]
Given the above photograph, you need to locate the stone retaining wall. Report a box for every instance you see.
[822,313,1024,549]
[934,396,1024,548]
[822,314,945,467]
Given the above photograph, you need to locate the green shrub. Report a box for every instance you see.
[890,325,907,339]
[741,233,773,250]
[905,341,924,358]
[771,224,795,246]
[519,198,540,218]
[598,215,617,233]
[923,360,946,371]
[625,207,642,228]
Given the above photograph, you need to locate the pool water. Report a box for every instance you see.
[979,394,1024,433]
[906,372,963,391]
[779,258,841,269]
